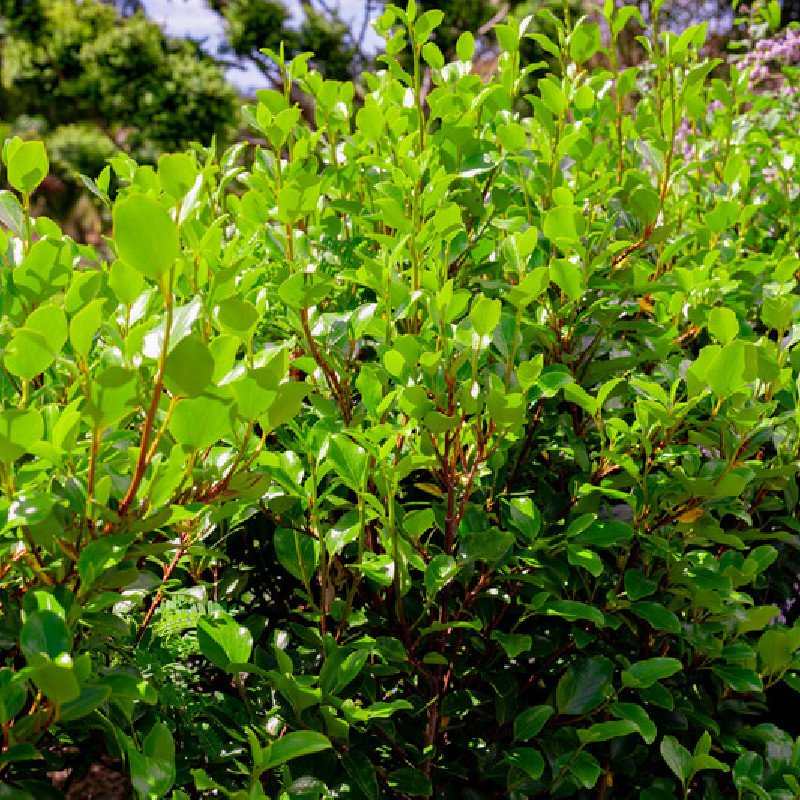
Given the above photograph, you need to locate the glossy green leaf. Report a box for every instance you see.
[169,391,235,451]
[158,152,198,200]
[609,702,657,744]
[113,194,179,281]
[274,527,318,585]
[109,259,145,305]
[706,199,740,233]
[0,668,27,724]
[506,497,541,541]
[78,534,135,588]
[356,106,384,141]
[550,257,584,299]
[506,747,544,779]
[623,570,658,601]
[661,735,692,783]
[87,367,140,428]
[232,368,278,421]
[58,684,111,721]
[0,742,38,769]
[424,554,458,596]
[543,599,604,626]
[706,340,746,398]
[69,298,105,359]
[260,381,308,431]
[758,629,794,676]
[0,190,24,235]
[387,767,432,797]
[712,664,763,693]
[568,750,603,788]
[29,657,80,705]
[578,719,638,744]
[98,673,157,704]
[8,140,49,195]
[21,610,71,660]
[513,705,554,741]
[569,22,601,62]
[567,544,603,576]
[143,298,203,359]
[197,612,253,669]
[0,408,43,468]
[458,529,515,563]
[498,122,527,152]
[622,657,683,689]
[708,306,739,345]
[491,631,531,658]
[556,657,613,715]
[538,77,566,116]
[4,328,54,381]
[456,30,475,61]
[14,239,71,303]
[342,751,379,800]
[216,295,259,341]
[130,722,176,799]
[630,601,681,634]
[262,731,332,771]
[327,433,368,490]
[470,296,502,337]
[421,41,444,69]
[164,334,215,397]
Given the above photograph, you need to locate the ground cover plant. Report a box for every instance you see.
[1,1,800,797]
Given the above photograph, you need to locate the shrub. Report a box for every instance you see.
[1,3,800,798]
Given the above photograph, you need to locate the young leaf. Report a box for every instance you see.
[113,194,179,281]
[197,612,254,670]
[7,140,49,195]
[169,391,235,451]
[470,296,502,337]
[164,334,215,397]
[513,705,554,741]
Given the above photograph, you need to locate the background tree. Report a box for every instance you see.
[0,0,239,235]
[207,0,362,83]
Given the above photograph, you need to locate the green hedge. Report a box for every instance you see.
[1,3,800,798]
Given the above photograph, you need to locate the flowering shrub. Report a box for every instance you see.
[1,2,800,798]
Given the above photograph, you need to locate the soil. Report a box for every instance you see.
[49,757,132,800]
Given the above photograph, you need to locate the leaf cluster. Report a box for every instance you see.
[0,3,800,799]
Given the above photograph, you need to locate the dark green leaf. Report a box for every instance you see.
[661,735,692,783]
[58,684,111,721]
[274,527,319,585]
[506,747,544,779]
[630,601,681,634]
[556,657,613,715]
[21,611,71,660]
[262,731,332,771]
[621,657,683,689]
[387,767,432,797]
[342,751,379,800]
[513,705,554,741]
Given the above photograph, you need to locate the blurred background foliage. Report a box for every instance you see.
[0,0,791,240]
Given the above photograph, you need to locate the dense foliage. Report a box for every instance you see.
[1,1,800,797]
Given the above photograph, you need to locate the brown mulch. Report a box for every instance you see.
[49,757,132,800]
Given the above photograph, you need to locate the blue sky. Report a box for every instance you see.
[139,0,383,92]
